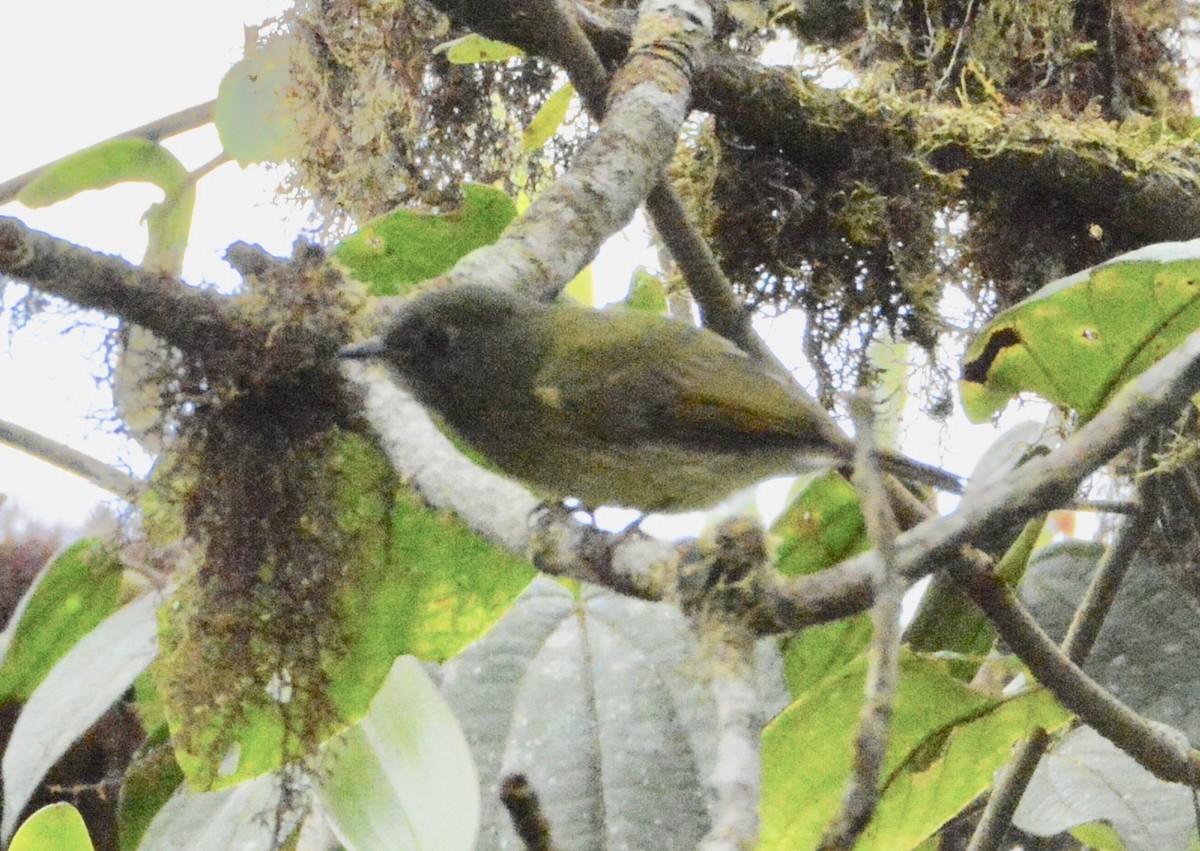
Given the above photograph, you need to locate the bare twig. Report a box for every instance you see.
[964,727,1050,851]
[1067,498,1141,514]
[819,392,903,849]
[966,445,1161,851]
[0,418,144,502]
[1062,456,1159,664]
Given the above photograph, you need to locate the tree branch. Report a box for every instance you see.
[760,325,1200,633]
[0,217,243,355]
[819,393,903,849]
[0,418,145,502]
[405,0,714,306]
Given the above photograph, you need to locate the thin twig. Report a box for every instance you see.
[819,391,903,849]
[964,727,1050,851]
[932,0,977,96]
[1062,458,1159,664]
[966,445,1160,851]
[1067,498,1140,514]
[0,418,144,502]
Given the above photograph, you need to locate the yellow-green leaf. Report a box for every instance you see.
[624,267,669,313]
[18,139,188,207]
[760,652,1069,850]
[521,84,575,152]
[332,183,517,296]
[434,34,524,63]
[10,803,93,851]
[771,472,873,696]
[961,239,1200,422]
[0,540,125,706]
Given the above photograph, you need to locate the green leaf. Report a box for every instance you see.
[332,183,518,296]
[624,267,669,313]
[0,539,125,706]
[760,652,1069,849]
[143,183,196,274]
[1070,822,1129,851]
[772,472,869,578]
[961,239,1200,422]
[2,594,160,842]
[521,84,575,152]
[434,34,524,63]
[117,735,184,851]
[316,656,479,850]
[563,262,594,306]
[770,473,876,697]
[387,488,536,664]
[17,138,189,207]
[214,32,305,166]
[15,137,195,273]
[159,433,532,790]
[9,803,93,851]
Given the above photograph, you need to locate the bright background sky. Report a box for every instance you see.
[0,2,1050,538]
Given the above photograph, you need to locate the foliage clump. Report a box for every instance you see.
[150,244,389,790]
[673,0,1197,405]
[283,0,570,221]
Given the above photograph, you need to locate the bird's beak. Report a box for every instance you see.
[339,338,386,359]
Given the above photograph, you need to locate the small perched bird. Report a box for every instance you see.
[342,285,961,512]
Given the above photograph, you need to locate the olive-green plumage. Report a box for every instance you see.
[345,285,958,511]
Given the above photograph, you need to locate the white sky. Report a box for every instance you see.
[0,2,1052,538]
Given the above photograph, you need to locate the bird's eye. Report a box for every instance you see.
[418,325,452,359]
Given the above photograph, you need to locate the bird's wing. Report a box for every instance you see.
[533,310,840,453]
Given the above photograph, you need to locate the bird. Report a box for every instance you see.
[342,284,961,512]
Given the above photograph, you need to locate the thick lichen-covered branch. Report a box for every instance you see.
[0,217,244,356]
